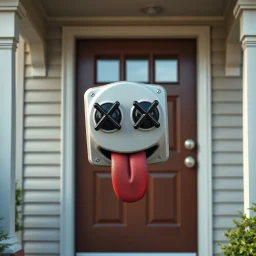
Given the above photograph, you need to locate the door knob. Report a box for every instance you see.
[184,139,195,150]
[184,156,196,168]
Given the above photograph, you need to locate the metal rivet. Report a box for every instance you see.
[95,158,100,162]
[157,89,161,94]
[158,155,162,159]
[90,93,95,97]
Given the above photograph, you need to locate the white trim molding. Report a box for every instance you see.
[61,26,212,256]
[0,0,26,19]
[15,35,25,190]
[234,0,256,216]
[48,16,224,26]
[15,35,25,245]
[77,254,196,256]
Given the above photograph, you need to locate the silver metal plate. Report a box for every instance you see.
[84,81,169,166]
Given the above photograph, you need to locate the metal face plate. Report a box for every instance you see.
[84,81,169,166]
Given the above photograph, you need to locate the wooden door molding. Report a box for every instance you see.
[61,26,212,256]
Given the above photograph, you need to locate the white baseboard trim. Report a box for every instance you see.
[77,253,197,256]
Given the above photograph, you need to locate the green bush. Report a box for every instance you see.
[0,217,8,254]
[218,204,256,255]
[15,182,23,232]
[0,183,23,254]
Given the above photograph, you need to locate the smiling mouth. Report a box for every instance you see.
[99,144,159,160]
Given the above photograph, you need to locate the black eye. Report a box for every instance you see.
[94,101,122,132]
[132,101,160,130]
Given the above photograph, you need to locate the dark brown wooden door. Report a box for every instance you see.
[75,39,197,253]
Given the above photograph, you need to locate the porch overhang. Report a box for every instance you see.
[224,0,241,76]
[19,0,47,77]
[17,0,243,78]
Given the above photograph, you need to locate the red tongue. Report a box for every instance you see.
[111,151,148,203]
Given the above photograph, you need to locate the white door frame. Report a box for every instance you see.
[61,26,212,256]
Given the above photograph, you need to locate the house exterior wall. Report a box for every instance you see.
[21,24,243,256]
[211,29,243,254]
[22,28,61,255]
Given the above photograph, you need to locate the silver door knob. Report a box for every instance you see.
[184,156,196,168]
[184,139,195,150]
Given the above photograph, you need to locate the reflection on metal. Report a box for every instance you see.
[94,101,122,131]
[184,139,195,150]
[184,156,196,168]
[132,100,160,130]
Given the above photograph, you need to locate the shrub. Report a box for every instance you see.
[0,182,23,254]
[218,204,256,255]
[15,182,23,232]
[0,217,8,254]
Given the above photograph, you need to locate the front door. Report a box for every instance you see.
[75,39,197,254]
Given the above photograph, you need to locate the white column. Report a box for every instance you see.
[234,0,256,216]
[0,0,26,253]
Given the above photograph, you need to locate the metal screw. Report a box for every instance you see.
[90,92,95,97]
[157,89,161,94]
[158,155,162,159]
[95,158,100,162]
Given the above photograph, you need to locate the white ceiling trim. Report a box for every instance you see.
[47,16,224,26]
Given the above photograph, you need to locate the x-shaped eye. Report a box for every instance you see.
[94,101,121,131]
[133,100,160,129]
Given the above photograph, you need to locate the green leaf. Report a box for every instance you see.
[217,202,256,255]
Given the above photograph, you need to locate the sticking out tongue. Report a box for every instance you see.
[111,151,148,203]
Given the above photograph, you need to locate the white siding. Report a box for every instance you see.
[21,25,243,256]
[211,28,243,255]
[23,27,61,256]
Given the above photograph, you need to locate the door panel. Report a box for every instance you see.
[76,39,197,253]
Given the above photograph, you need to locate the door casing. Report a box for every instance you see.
[61,25,212,256]
[77,254,197,256]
